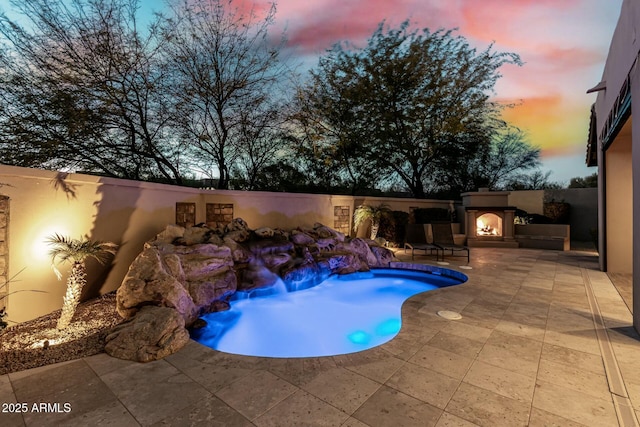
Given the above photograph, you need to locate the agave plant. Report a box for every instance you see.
[47,234,117,330]
[353,203,392,240]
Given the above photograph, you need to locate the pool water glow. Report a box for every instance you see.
[192,268,465,358]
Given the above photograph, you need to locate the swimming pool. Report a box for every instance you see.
[192,267,466,358]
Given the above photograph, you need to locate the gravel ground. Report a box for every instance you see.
[0,293,124,375]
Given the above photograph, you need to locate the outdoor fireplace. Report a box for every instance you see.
[461,190,519,248]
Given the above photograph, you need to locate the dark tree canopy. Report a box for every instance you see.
[0,0,184,183]
[160,0,290,189]
[568,173,597,188]
[295,21,523,198]
[0,0,290,188]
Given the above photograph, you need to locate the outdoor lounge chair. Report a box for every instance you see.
[431,222,470,263]
[404,223,442,261]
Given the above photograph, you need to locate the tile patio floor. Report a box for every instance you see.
[2,247,640,426]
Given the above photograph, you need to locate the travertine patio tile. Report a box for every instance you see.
[554,273,584,284]
[476,331,542,376]
[83,353,138,377]
[10,359,130,427]
[165,349,254,393]
[385,361,459,409]
[268,356,340,387]
[379,330,426,361]
[9,360,93,398]
[426,331,484,358]
[527,407,589,427]
[539,343,605,376]
[408,344,474,380]
[521,278,555,291]
[503,301,550,318]
[446,382,530,427]
[151,395,252,427]
[353,385,442,427]
[334,348,405,384]
[100,360,209,426]
[537,359,610,401]
[0,376,23,427]
[254,390,349,427]
[532,380,617,427]
[494,319,546,341]
[435,411,479,426]
[441,320,492,343]
[463,360,535,403]
[340,416,370,427]
[58,400,139,427]
[543,330,601,356]
[215,370,298,420]
[301,367,381,414]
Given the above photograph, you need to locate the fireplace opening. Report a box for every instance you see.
[476,213,502,237]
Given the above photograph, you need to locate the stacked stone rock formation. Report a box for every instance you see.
[105,219,396,362]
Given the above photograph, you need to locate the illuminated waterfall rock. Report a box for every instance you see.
[113,220,397,362]
[105,306,190,363]
[289,231,316,246]
[116,243,237,325]
[116,246,198,322]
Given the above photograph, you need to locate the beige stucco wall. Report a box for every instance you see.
[508,190,544,215]
[605,136,633,273]
[0,165,459,324]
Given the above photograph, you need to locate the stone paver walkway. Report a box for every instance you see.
[2,247,640,426]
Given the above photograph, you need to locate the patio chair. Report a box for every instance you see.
[404,224,442,261]
[431,221,470,263]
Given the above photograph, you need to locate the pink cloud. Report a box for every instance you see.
[279,0,447,54]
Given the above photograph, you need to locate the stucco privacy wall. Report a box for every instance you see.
[590,0,640,331]
[0,165,455,324]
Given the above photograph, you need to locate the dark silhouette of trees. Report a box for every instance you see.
[160,0,289,189]
[0,2,546,198]
[568,173,597,188]
[295,21,523,198]
[0,0,185,183]
[440,126,542,193]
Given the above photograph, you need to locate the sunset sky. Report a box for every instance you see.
[255,0,623,185]
[5,0,624,185]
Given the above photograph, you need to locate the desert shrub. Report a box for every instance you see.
[543,202,570,224]
[379,211,410,247]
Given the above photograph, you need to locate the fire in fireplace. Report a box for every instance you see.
[476,213,502,236]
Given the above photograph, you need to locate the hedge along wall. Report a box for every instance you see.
[0,165,457,324]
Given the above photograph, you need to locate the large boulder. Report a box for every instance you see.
[188,270,237,309]
[105,306,190,363]
[116,246,198,323]
[290,231,315,246]
[338,238,378,267]
[370,245,395,267]
[116,243,236,324]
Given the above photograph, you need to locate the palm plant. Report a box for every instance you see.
[47,234,117,330]
[353,203,392,240]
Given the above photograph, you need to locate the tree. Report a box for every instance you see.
[504,170,563,190]
[568,173,597,188]
[441,126,541,193]
[0,0,185,183]
[47,234,117,330]
[353,204,392,240]
[160,0,289,189]
[297,21,521,198]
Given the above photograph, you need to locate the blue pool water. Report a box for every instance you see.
[192,268,466,358]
